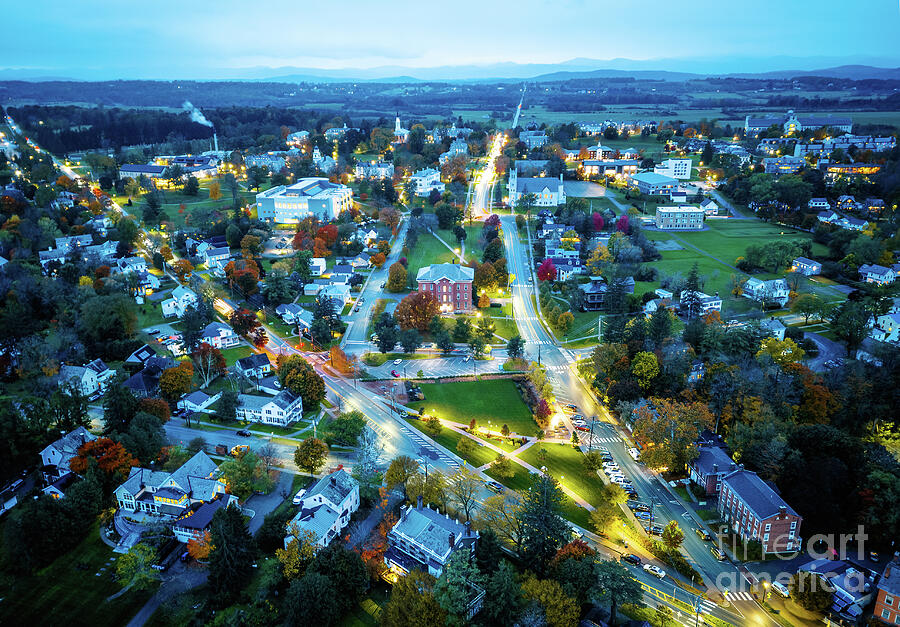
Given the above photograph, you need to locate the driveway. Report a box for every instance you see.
[245,470,293,534]
[804,331,845,370]
[125,562,208,627]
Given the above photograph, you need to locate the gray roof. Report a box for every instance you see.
[119,467,171,496]
[879,560,900,596]
[289,502,341,543]
[793,256,819,266]
[860,264,891,276]
[46,426,96,461]
[690,445,736,476]
[201,322,233,337]
[391,504,476,558]
[236,353,271,371]
[120,164,167,175]
[181,390,211,405]
[270,390,300,410]
[173,498,227,530]
[205,246,230,257]
[517,177,560,194]
[721,469,798,519]
[416,263,474,283]
[239,389,299,411]
[305,469,358,506]
[630,171,677,184]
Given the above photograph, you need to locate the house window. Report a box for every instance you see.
[886,595,895,606]
[882,609,891,620]
[790,521,797,529]
[764,524,771,532]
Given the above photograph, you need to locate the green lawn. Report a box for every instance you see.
[519,443,604,508]
[340,584,391,626]
[405,233,457,288]
[136,300,170,329]
[0,523,155,627]
[408,379,536,436]
[219,344,256,366]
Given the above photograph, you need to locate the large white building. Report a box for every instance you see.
[653,158,692,180]
[284,469,359,549]
[256,178,353,223]
[508,163,566,207]
[236,390,303,426]
[410,168,445,197]
[355,161,394,179]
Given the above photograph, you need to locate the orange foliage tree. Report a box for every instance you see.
[159,361,195,402]
[139,397,171,422]
[394,291,439,331]
[370,252,386,268]
[172,258,194,282]
[69,437,137,480]
[187,530,214,562]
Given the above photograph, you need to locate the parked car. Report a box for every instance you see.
[486,481,504,493]
[576,425,589,432]
[634,512,652,520]
[643,564,666,579]
[771,581,790,598]
[564,404,578,411]
[571,414,585,422]
[695,528,712,541]
[621,553,641,566]
[628,447,641,461]
[392,358,402,365]
[391,370,400,377]
[292,489,307,505]
[236,429,251,437]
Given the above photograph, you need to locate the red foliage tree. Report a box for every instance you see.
[537,258,557,282]
[535,398,552,422]
[139,397,171,422]
[316,224,338,247]
[69,438,137,479]
[394,291,440,331]
[229,308,261,336]
[615,214,630,233]
[592,212,605,231]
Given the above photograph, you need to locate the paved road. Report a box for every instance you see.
[245,470,294,534]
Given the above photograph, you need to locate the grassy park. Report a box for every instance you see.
[404,233,457,288]
[408,379,537,436]
[0,523,156,627]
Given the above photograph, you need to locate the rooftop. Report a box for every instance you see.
[722,469,798,519]
[416,263,474,283]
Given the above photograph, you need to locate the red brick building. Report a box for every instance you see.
[718,468,802,554]
[874,554,900,625]
[415,263,474,313]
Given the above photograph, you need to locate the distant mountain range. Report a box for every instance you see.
[2,57,899,83]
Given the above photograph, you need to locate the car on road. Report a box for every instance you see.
[771,581,790,598]
[393,359,403,365]
[645,523,664,535]
[463,355,471,362]
[628,447,641,461]
[291,489,307,505]
[147,329,160,335]
[236,429,251,437]
[391,370,400,377]
[564,404,578,411]
[643,564,666,579]
[380,282,386,288]
[695,528,712,541]
[628,500,649,512]
[634,512,652,520]
[710,545,726,561]
[621,553,641,566]
[575,425,589,432]
[486,481,504,493]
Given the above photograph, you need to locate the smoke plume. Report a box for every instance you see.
[182,101,213,128]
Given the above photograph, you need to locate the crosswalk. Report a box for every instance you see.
[724,590,754,602]
[404,428,460,469]
[587,436,622,444]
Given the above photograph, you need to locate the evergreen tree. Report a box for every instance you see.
[208,504,256,605]
[480,560,522,626]
[519,475,570,576]
[680,263,703,319]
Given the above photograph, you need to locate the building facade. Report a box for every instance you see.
[416,263,474,312]
[256,178,353,223]
[718,468,802,553]
[655,206,705,230]
[236,390,303,426]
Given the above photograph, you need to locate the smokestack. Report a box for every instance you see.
[214,132,218,153]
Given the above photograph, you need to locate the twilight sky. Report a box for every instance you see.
[4,0,899,78]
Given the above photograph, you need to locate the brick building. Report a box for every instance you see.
[718,468,802,554]
[875,553,900,625]
[416,263,474,312]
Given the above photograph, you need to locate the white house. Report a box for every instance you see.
[410,168,445,197]
[655,206,705,230]
[284,469,359,549]
[808,198,831,211]
[58,358,115,397]
[311,146,336,174]
[679,290,722,314]
[236,390,303,426]
[117,256,148,274]
[256,178,353,224]
[790,257,822,276]
[355,161,394,180]
[760,318,787,341]
[654,158,692,180]
[310,257,327,276]
[320,283,351,309]
[40,427,97,480]
[700,198,719,215]
[203,246,230,268]
[200,322,240,349]
[870,312,900,343]
[114,452,234,540]
[162,286,198,318]
[275,303,314,330]
[518,130,548,150]
[859,264,897,285]
[286,131,309,146]
[508,169,566,207]
[742,278,791,306]
[177,390,221,413]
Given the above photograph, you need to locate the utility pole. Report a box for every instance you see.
[588,417,596,451]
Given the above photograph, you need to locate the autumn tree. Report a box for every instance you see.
[208,181,222,201]
[278,355,326,409]
[171,258,194,282]
[386,262,408,292]
[294,437,329,474]
[69,437,137,485]
[478,492,527,553]
[159,361,194,403]
[756,337,805,369]
[138,397,171,422]
[631,351,660,391]
[520,574,580,627]
[276,525,319,579]
[192,342,226,388]
[446,466,483,521]
[218,450,274,499]
[661,520,685,551]
[395,291,440,331]
[187,530,213,562]
[384,455,420,498]
[537,258,557,282]
[381,569,446,627]
[633,398,713,472]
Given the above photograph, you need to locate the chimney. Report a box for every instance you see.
[448,533,455,549]
[330,475,336,486]
[417,495,423,510]
[713,463,719,474]
[779,506,786,518]
[465,520,472,537]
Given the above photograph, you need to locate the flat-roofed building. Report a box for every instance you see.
[655,206,704,230]
[256,178,352,224]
